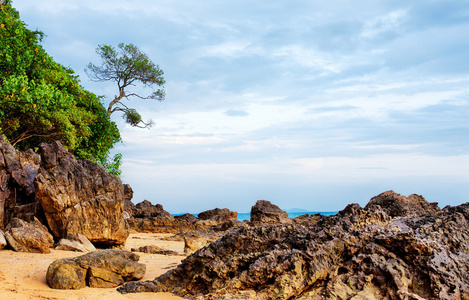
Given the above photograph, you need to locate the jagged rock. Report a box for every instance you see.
[365,190,440,217]
[4,217,54,253]
[196,208,241,231]
[182,229,222,255]
[250,200,292,226]
[0,136,42,228]
[47,249,145,289]
[175,213,198,223]
[34,141,128,247]
[118,191,469,299]
[131,245,180,256]
[0,229,7,249]
[56,233,96,252]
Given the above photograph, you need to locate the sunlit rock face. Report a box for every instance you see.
[35,141,129,247]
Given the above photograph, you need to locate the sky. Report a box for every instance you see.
[12,0,469,213]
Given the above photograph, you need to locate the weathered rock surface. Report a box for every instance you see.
[250,199,292,226]
[118,191,469,300]
[0,136,42,228]
[0,229,7,249]
[34,141,129,246]
[56,233,97,253]
[131,245,180,256]
[4,217,54,253]
[47,249,145,289]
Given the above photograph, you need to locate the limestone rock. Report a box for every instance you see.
[4,217,54,253]
[250,200,291,226]
[34,141,128,247]
[56,233,96,252]
[119,191,469,299]
[47,249,145,289]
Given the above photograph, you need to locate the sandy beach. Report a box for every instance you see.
[0,233,186,300]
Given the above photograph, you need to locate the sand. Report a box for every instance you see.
[0,233,186,300]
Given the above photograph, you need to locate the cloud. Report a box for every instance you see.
[12,0,469,212]
[224,109,249,117]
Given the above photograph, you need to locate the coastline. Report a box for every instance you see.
[173,211,339,221]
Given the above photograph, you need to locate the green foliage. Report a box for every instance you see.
[0,2,122,175]
[86,43,165,128]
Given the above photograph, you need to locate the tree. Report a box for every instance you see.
[0,1,122,175]
[86,43,165,128]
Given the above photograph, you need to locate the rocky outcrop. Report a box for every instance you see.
[250,199,292,226]
[47,249,145,289]
[55,233,96,253]
[0,136,42,228]
[118,191,469,300]
[4,217,54,253]
[34,141,128,247]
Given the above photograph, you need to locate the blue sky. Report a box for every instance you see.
[14,0,469,213]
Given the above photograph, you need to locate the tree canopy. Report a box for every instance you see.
[0,1,121,175]
[86,43,165,128]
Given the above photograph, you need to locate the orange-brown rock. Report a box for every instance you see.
[34,141,128,247]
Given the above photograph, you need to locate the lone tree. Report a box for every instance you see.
[86,43,165,128]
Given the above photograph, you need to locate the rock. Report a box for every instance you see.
[0,229,7,249]
[118,191,469,299]
[196,208,241,231]
[47,249,145,289]
[133,201,174,220]
[250,200,291,226]
[364,190,440,217]
[0,136,42,229]
[56,233,96,252]
[131,245,180,256]
[4,217,54,253]
[174,213,197,223]
[34,141,128,247]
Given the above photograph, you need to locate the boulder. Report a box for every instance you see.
[118,191,469,299]
[131,245,180,256]
[196,207,241,231]
[56,233,96,253]
[34,141,128,247]
[4,217,54,253]
[174,213,197,223]
[47,249,145,289]
[250,200,291,226]
[0,136,41,228]
[0,229,7,249]
[365,190,440,217]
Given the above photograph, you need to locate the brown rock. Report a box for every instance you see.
[4,217,54,253]
[34,141,128,247]
[0,229,7,249]
[0,136,41,229]
[56,233,97,252]
[364,190,440,217]
[131,245,180,256]
[118,192,469,299]
[47,249,145,289]
[250,200,291,226]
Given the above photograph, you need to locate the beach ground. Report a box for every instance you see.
[0,233,186,300]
